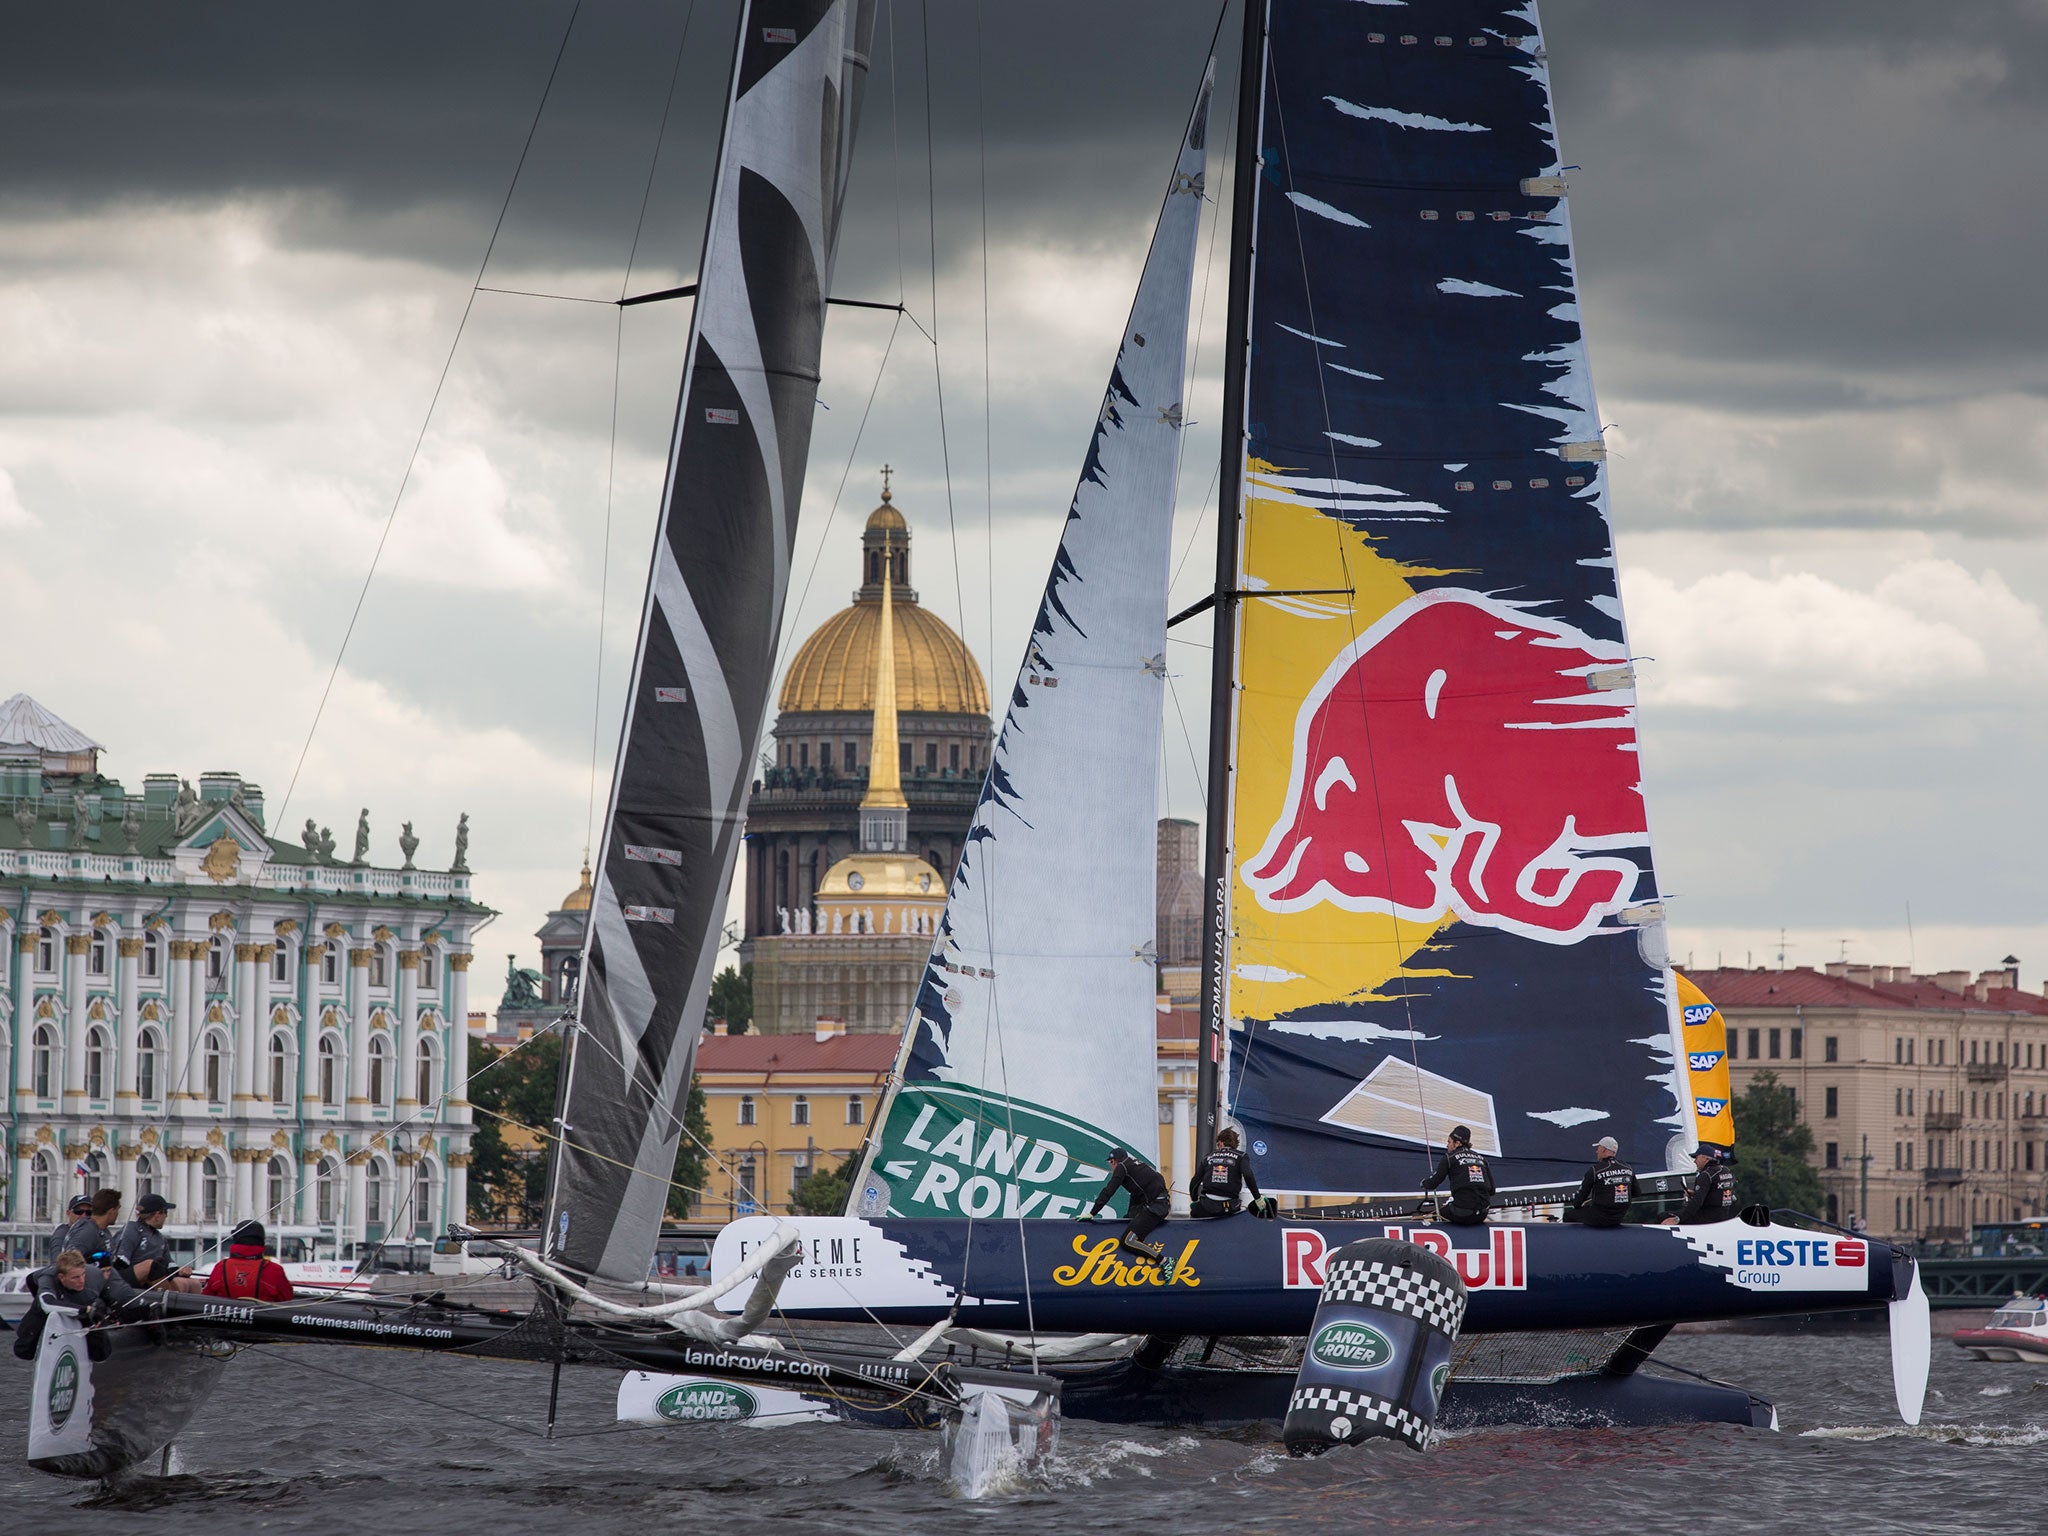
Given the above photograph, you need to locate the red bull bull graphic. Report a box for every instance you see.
[1243,588,1647,944]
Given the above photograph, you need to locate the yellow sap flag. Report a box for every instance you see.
[1675,972,1735,1150]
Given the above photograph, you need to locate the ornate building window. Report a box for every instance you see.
[268,1033,292,1103]
[318,1035,339,1104]
[84,1026,110,1100]
[135,1152,161,1203]
[34,925,56,974]
[316,1157,339,1224]
[138,1027,162,1102]
[366,1158,388,1228]
[368,1034,390,1107]
[80,1149,107,1196]
[29,1149,55,1224]
[267,1157,292,1224]
[370,946,389,988]
[142,929,164,979]
[413,1160,436,1233]
[31,1023,55,1098]
[88,927,110,976]
[416,1038,437,1107]
[419,947,439,989]
[271,944,291,984]
[200,1154,226,1223]
[201,1031,227,1103]
[739,1095,757,1126]
[792,1095,810,1126]
[206,933,229,984]
[321,939,341,985]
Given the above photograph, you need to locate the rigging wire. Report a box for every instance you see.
[273,0,588,828]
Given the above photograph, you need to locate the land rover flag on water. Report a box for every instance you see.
[543,0,878,1284]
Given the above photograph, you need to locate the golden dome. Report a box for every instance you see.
[780,591,988,717]
[815,852,946,903]
[560,862,593,913]
[865,501,906,532]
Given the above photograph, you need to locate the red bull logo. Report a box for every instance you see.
[1243,589,1648,943]
[1283,1225,1526,1291]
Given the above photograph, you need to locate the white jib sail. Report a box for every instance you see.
[854,67,1214,1221]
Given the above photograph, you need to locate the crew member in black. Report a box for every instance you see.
[1563,1135,1636,1228]
[1088,1147,1172,1261]
[1189,1128,1263,1217]
[1663,1143,1735,1226]
[48,1194,92,1263]
[1419,1124,1494,1226]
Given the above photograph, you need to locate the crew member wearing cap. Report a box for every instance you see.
[202,1221,295,1303]
[1563,1136,1636,1228]
[54,1188,123,1268]
[1420,1125,1494,1226]
[1663,1143,1735,1226]
[1086,1148,1173,1263]
[115,1192,202,1292]
[48,1193,94,1263]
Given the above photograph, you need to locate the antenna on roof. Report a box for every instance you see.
[1776,927,1794,970]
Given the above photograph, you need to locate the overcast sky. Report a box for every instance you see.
[2,1,2041,995]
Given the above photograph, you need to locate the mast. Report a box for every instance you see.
[1194,0,1267,1164]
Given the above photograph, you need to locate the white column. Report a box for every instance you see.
[115,1143,137,1206]
[167,941,194,1109]
[300,946,323,1103]
[233,943,261,1103]
[115,937,142,1100]
[62,931,89,1103]
[13,931,35,1103]
[169,1148,192,1215]
[232,1147,256,1225]
[346,1150,368,1246]
[1171,1095,1193,1215]
[446,953,471,1122]
[298,1151,321,1226]
[448,1151,470,1227]
[396,949,420,1109]
[347,946,373,1106]
[252,944,275,1100]
[11,1147,31,1223]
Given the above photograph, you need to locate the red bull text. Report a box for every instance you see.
[1283,1225,1527,1291]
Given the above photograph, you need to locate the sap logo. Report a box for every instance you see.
[1682,1003,1717,1026]
[1694,1097,1729,1117]
[1283,1226,1526,1291]
[1736,1238,1864,1268]
[1688,1051,1724,1072]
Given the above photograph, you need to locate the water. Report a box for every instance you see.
[3,1326,2039,1532]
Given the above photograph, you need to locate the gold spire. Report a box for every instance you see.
[863,532,908,812]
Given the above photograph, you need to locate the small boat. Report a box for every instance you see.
[1954,1296,2048,1362]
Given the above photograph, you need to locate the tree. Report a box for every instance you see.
[668,1080,712,1218]
[466,1031,562,1226]
[792,1155,855,1216]
[710,962,753,1035]
[1730,1071,1827,1218]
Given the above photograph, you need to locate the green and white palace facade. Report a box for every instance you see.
[0,693,490,1262]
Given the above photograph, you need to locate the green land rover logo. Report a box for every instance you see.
[1310,1321,1394,1372]
[654,1381,758,1423]
[47,1349,80,1429]
[1431,1363,1451,1402]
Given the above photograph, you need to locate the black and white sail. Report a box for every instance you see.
[546,0,877,1282]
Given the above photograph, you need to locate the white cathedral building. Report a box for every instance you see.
[0,693,489,1264]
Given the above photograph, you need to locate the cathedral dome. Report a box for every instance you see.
[560,862,592,913]
[778,495,988,717]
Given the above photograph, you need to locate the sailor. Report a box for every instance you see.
[202,1220,296,1303]
[36,1249,108,1318]
[1189,1127,1264,1218]
[1662,1143,1735,1226]
[1087,1148,1173,1263]
[48,1194,93,1262]
[1563,1136,1636,1228]
[1419,1125,1494,1226]
[115,1192,202,1292]
[55,1188,124,1267]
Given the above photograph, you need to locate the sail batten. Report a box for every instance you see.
[545,0,878,1282]
[1222,1,1691,1196]
[852,67,1216,1222]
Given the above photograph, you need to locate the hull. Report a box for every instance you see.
[27,1311,227,1478]
[1952,1328,2048,1363]
[711,1214,1908,1334]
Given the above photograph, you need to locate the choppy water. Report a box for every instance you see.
[3,1324,2039,1533]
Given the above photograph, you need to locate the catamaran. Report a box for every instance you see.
[23,0,1931,1482]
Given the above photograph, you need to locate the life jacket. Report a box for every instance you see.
[213,1252,277,1299]
[1591,1158,1635,1209]
[1447,1147,1494,1195]
[1197,1150,1247,1202]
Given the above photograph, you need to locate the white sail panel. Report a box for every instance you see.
[853,69,1215,1221]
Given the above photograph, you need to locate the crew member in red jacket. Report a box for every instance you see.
[202,1220,296,1302]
